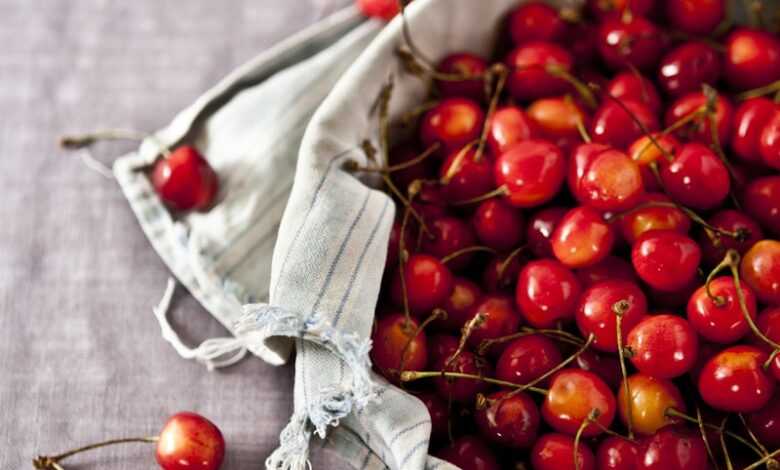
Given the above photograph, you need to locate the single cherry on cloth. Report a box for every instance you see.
[626,314,699,379]
[494,139,566,208]
[606,71,662,113]
[551,206,616,269]
[576,255,638,288]
[507,1,567,46]
[741,240,780,305]
[657,42,721,97]
[590,98,660,150]
[436,435,500,470]
[151,146,219,212]
[596,436,638,470]
[472,198,524,252]
[760,108,780,170]
[486,106,536,156]
[576,279,647,353]
[370,313,428,382]
[597,16,662,71]
[433,350,492,403]
[724,28,780,90]
[415,392,450,443]
[699,209,764,266]
[465,294,522,352]
[438,277,483,332]
[542,369,617,437]
[731,97,777,164]
[698,345,775,413]
[747,393,780,449]
[527,206,568,258]
[475,390,541,449]
[505,41,573,101]
[496,333,562,385]
[664,90,733,146]
[659,142,730,211]
[436,52,488,100]
[618,193,691,245]
[665,0,724,35]
[420,97,485,155]
[516,259,583,328]
[743,176,780,236]
[631,230,701,292]
[390,253,454,315]
[687,276,757,344]
[636,426,708,470]
[531,433,595,470]
[618,373,686,436]
[439,147,495,203]
[573,147,645,212]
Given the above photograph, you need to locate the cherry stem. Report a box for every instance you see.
[59,129,172,158]
[452,186,509,206]
[353,142,440,174]
[766,349,780,372]
[568,94,592,143]
[399,370,548,395]
[719,417,736,470]
[445,312,488,369]
[399,308,445,377]
[397,187,416,324]
[33,437,159,470]
[696,406,721,470]
[395,0,436,71]
[477,327,583,355]
[475,64,509,162]
[440,141,478,184]
[613,300,634,440]
[739,412,770,457]
[400,101,439,127]
[736,79,780,101]
[440,246,497,265]
[744,449,780,470]
[665,407,764,456]
[380,171,431,237]
[573,409,600,470]
[702,85,742,209]
[546,65,598,109]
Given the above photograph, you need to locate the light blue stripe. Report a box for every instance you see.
[399,438,429,469]
[388,419,429,447]
[222,221,281,276]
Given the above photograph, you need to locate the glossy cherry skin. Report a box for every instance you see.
[465,294,522,352]
[731,97,777,164]
[740,239,780,305]
[516,259,583,328]
[151,146,219,212]
[507,1,566,46]
[370,313,427,381]
[760,109,780,170]
[356,0,398,21]
[724,28,780,90]
[636,426,708,470]
[664,91,733,146]
[631,231,701,292]
[421,216,477,272]
[436,435,500,470]
[596,437,639,470]
[438,277,483,332]
[415,392,449,443]
[698,345,774,412]
[747,393,780,448]
[436,52,488,100]
[659,143,730,211]
[428,334,459,365]
[687,277,757,344]
[576,280,647,352]
[475,390,540,449]
[576,148,644,212]
[628,133,680,168]
[618,373,686,436]
[743,176,780,236]
[619,193,691,245]
[411,183,449,221]
[440,147,495,203]
[590,99,660,150]
[665,0,724,35]
[505,41,573,101]
[531,433,595,470]
[657,42,721,97]
[527,96,588,150]
[389,144,435,193]
[597,16,662,71]
[568,143,610,204]
[576,256,637,288]
[434,350,492,403]
[390,254,454,315]
[495,334,562,385]
[487,106,535,156]
[756,307,780,351]
[626,314,699,379]
[552,206,616,269]
[420,98,485,155]
[699,209,764,266]
[156,412,225,470]
[527,206,568,258]
[588,0,653,20]
[472,198,524,252]
[494,139,566,208]
[542,369,617,437]
[606,71,662,113]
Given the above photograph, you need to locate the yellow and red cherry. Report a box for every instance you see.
[747,393,780,449]
[626,314,699,379]
[618,373,686,436]
[573,147,645,212]
[731,97,777,164]
[606,71,662,113]
[759,108,780,170]
[486,106,536,156]
[576,255,638,288]
[699,209,763,266]
[724,28,780,90]
[698,345,775,413]
[420,97,485,155]
[551,206,616,268]
[569,143,611,200]
[542,369,617,437]
[527,96,589,151]
[740,239,780,305]
[505,41,573,101]
[516,259,583,327]
[664,90,733,146]
[687,277,757,344]
[151,146,219,212]
[475,390,541,449]
[440,147,495,202]
[658,42,721,98]
[576,279,647,352]
[631,230,701,292]
[596,436,638,470]
[154,412,225,470]
[636,426,708,470]
[370,313,428,382]
[527,206,568,258]
[590,98,660,150]
[597,16,662,71]
[421,216,477,271]
[494,139,566,208]
[742,176,780,237]
[465,294,522,353]
[665,0,724,35]
[507,1,567,46]
[472,198,524,252]
[435,277,483,332]
[436,52,488,100]
[659,143,730,210]
[531,433,595,470]
[390,254,454,315]
[496,334,562,385]
[575,349,622,389]
[433,350,492,403]
[415,392,450,443]
[627,133,680,169]
[619,193,691,245]
[436,435,500,470]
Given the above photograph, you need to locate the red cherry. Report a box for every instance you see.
[626,314,699,379]
[747,393,780,449]
[619,193,691,245]
[542,369,617,437]
[567,23,600,66]
[421,216,478,272]
[657,42,721,97]
[756,306,780,350]
[576,280,647,353]
[596,436,638,470]
[385,220,414,272]
[743,176,780,236]
[724,28,780,90]
[759,108,780,170]
[420,98,485,155]
[496,334,562,385]
[428,334,459,365]
[475,390,541,449]
[740,239,780,305]
[527,206,568,258]
[389,144,435,193]
[575,147,645,212]
[151,146,219,212]
[632,230,701,292]
[590,99,660,150]
[576,255,638,288]
[575,350,623,389]
[665,0,724,35]
[436,52,488,100]
[636,426,708,470]
[552,206,616,268]
[465,294,522,352]
[472,198,524,252]
[494,139,566,208]
[505,41,573,101]
[411,183,449,221]
[370,313,427,381]
[732,98,778,164]
[156,412,225,470]
[438,277,483,332]
[355,0,399,21]
[606,71,662,113]
[687,277,757,344]
[699,209,763,266]
[527,96,589,150]
[482,252,524,292]
[597,16,663,71]
[659,142,730,211]
[627,133,680,168]
[437,435,500,470]
[434,350,492,403]
[618,373,686,436]
[486,106,535,156]
[390,254,454,315]
[664,91,733,146]
[698,345,775,412]
[508,1,566,46]
[588,0,653,20]
[516,259,583,328]
[415,392,450,443]
[647,278,699,310]
[440,147,495,202]
[569,143,610,199]
[531,433,595,470]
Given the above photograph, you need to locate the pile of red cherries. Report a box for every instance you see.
[360,0,780,468]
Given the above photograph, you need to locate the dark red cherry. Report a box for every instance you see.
[494,139,566,208]
[437,52,488,100]
[505,41,573,101]
[472,198,524,252]
[632,230,700,292]
[415,392,450,443]
[438,277,483,332]
[636,426,708,470]
[439,147,495,202]
[531,433,595,470]
[475,390,540,449]
[699,209,764,266]
[606,71,662,113]
[664,91,733,146]
[747,393,780,449]
[576,255,638,288]
[390,254,454,315]
[596,436,638,470]
[732,98,778,164]
[657,42,721,97]
[687,276,757,344]
[389,144,435,193]
[759,108,780,170]
[507,1,566,46]
[487,106,536,156]
[597,16,662,71]
[465,294,522,352]
[619,193,691,245]
[743,176,780,236]
[740,239,780,305]
[551,206,616,268]
[724,28,780,90]
[428,334,459,365]
[665,0,724,35]
[370,313,428,382]
[567,23,600,66]
[618,373,686,436]
[496,334,562,385]
[698,345,774,412]
[647,278,699,310]
[420,98,485,155]
[542,369,617,437]
[659,142,730,211]
[155,412,225,470]
[590,98,660,150]
[575,147,645,212]
[626,314,699,379]
[527,206,568,258]
[411,183,449,221]
[434,350,492,403]
[588,0,653,20]
[482,252,523,292]
[151,146,219,212]
[575,350,622,389]
[385,219,414,271]
[516,259,583,328]
[756,307,780,351]
[576,279,647,353]
[421,216,477,272]
[436,435,500,470]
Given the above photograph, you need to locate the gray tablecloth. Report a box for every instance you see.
[0,1,351,468]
